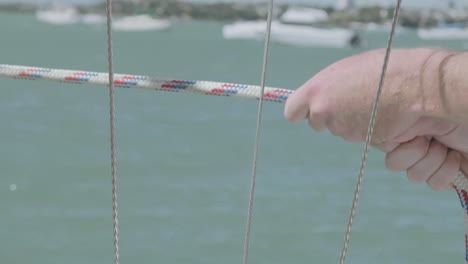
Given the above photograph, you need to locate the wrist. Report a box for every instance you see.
[439,50,468,124]
[418,48,463,122]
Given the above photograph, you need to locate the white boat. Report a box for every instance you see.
[223,21,360,48]
[417,26,468,40]
[113,15,171,32]
[280,7,328,25]
[272,22,360,48]
[36,6,80,25]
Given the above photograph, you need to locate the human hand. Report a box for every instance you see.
[284,48,468,190]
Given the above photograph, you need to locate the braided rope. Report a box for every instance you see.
[0,64,292,103]
[453,173,468,262]
[1,62,467,261]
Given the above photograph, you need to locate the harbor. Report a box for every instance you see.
[1,0,468,48]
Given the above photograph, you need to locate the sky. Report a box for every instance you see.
[0,0,466,8]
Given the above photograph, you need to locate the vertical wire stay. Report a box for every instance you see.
[242,1,275,264]
[105,0,121,264]
[339,1,402,264]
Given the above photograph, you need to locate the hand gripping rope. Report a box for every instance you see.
[0,62,468,262]
[2,0,468,263]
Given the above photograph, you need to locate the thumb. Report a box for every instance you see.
[284,84,310,123]
[284,83,327,131]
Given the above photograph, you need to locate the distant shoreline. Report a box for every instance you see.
[1,1,467,29]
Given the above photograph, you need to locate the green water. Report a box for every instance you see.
[1,12,468,264]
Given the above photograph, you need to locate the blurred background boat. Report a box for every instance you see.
[223,7,361,48]
[113,15,171,32]
[36,5,80,25]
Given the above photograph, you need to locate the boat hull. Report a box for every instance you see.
[223,21,360,48]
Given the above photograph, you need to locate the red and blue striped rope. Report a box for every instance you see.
[0,64,292,103]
